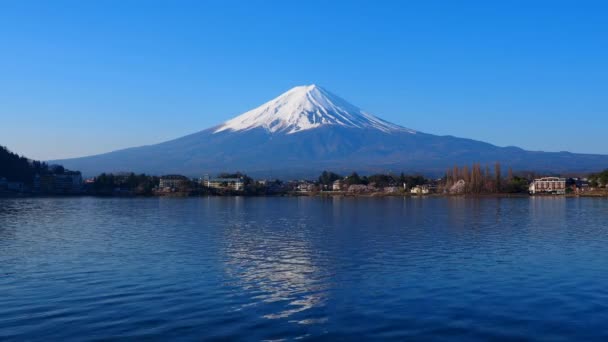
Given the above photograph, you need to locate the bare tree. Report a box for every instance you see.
[494,162,502,192]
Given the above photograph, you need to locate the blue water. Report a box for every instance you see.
[1,197,608,340]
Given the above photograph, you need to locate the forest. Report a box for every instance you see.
[0,146,51,184]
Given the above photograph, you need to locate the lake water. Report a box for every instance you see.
[1,197,608,341]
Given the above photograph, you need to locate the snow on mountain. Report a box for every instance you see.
[214,84,415,135]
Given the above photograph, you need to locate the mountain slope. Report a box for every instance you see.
[53,85,608,177]
[214,85,414,134]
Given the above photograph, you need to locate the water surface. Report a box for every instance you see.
[1,197,608,340]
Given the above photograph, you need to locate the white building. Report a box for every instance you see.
[410,185,430,195]
[529,177,566,194]
[332,180,343,191]
[204,176,244,191]
[296,182,315,192]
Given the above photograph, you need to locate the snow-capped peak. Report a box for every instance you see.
[214,84,415,135]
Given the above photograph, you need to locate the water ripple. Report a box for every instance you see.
[1,197,608,340]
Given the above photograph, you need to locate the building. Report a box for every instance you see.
[56,172,83,193]
[159,175,189,190]
[203,176,244,191]
[410,185,430,195]
[34,172,83,194]
[296,181,315,192]
[332,179,343,191]
[529,177,566,194]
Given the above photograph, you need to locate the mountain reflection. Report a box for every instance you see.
[221,205,327,321]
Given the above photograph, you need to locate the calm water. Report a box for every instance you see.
[1,197,608,341]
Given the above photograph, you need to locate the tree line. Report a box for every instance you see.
[92,173,160,195]
[589,169,608,187]
[318,171,427,189]
[0,145,54,184]
[445,162,531,193]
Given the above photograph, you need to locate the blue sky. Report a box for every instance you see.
[1,0,607,160]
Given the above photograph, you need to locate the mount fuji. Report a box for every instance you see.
[54,85,608,177]
[214,85,413,135]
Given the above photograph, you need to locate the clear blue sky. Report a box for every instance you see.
[1,0,607,160]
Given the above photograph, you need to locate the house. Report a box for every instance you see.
[529,177,566,194]
[332,179,343,191]
[296,181,315,192]
[159,175,189,190]
[410,185,430,195]
[204,176,244,191]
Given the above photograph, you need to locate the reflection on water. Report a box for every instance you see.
[1,196,608,340]
[222,216,327,321]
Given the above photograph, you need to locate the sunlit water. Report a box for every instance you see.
[1,197,608,340]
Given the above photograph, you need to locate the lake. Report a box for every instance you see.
[1,197,608,340]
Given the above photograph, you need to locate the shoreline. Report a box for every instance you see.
[2,191,607,199]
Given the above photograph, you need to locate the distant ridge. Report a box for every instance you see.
[53,85,608,177]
